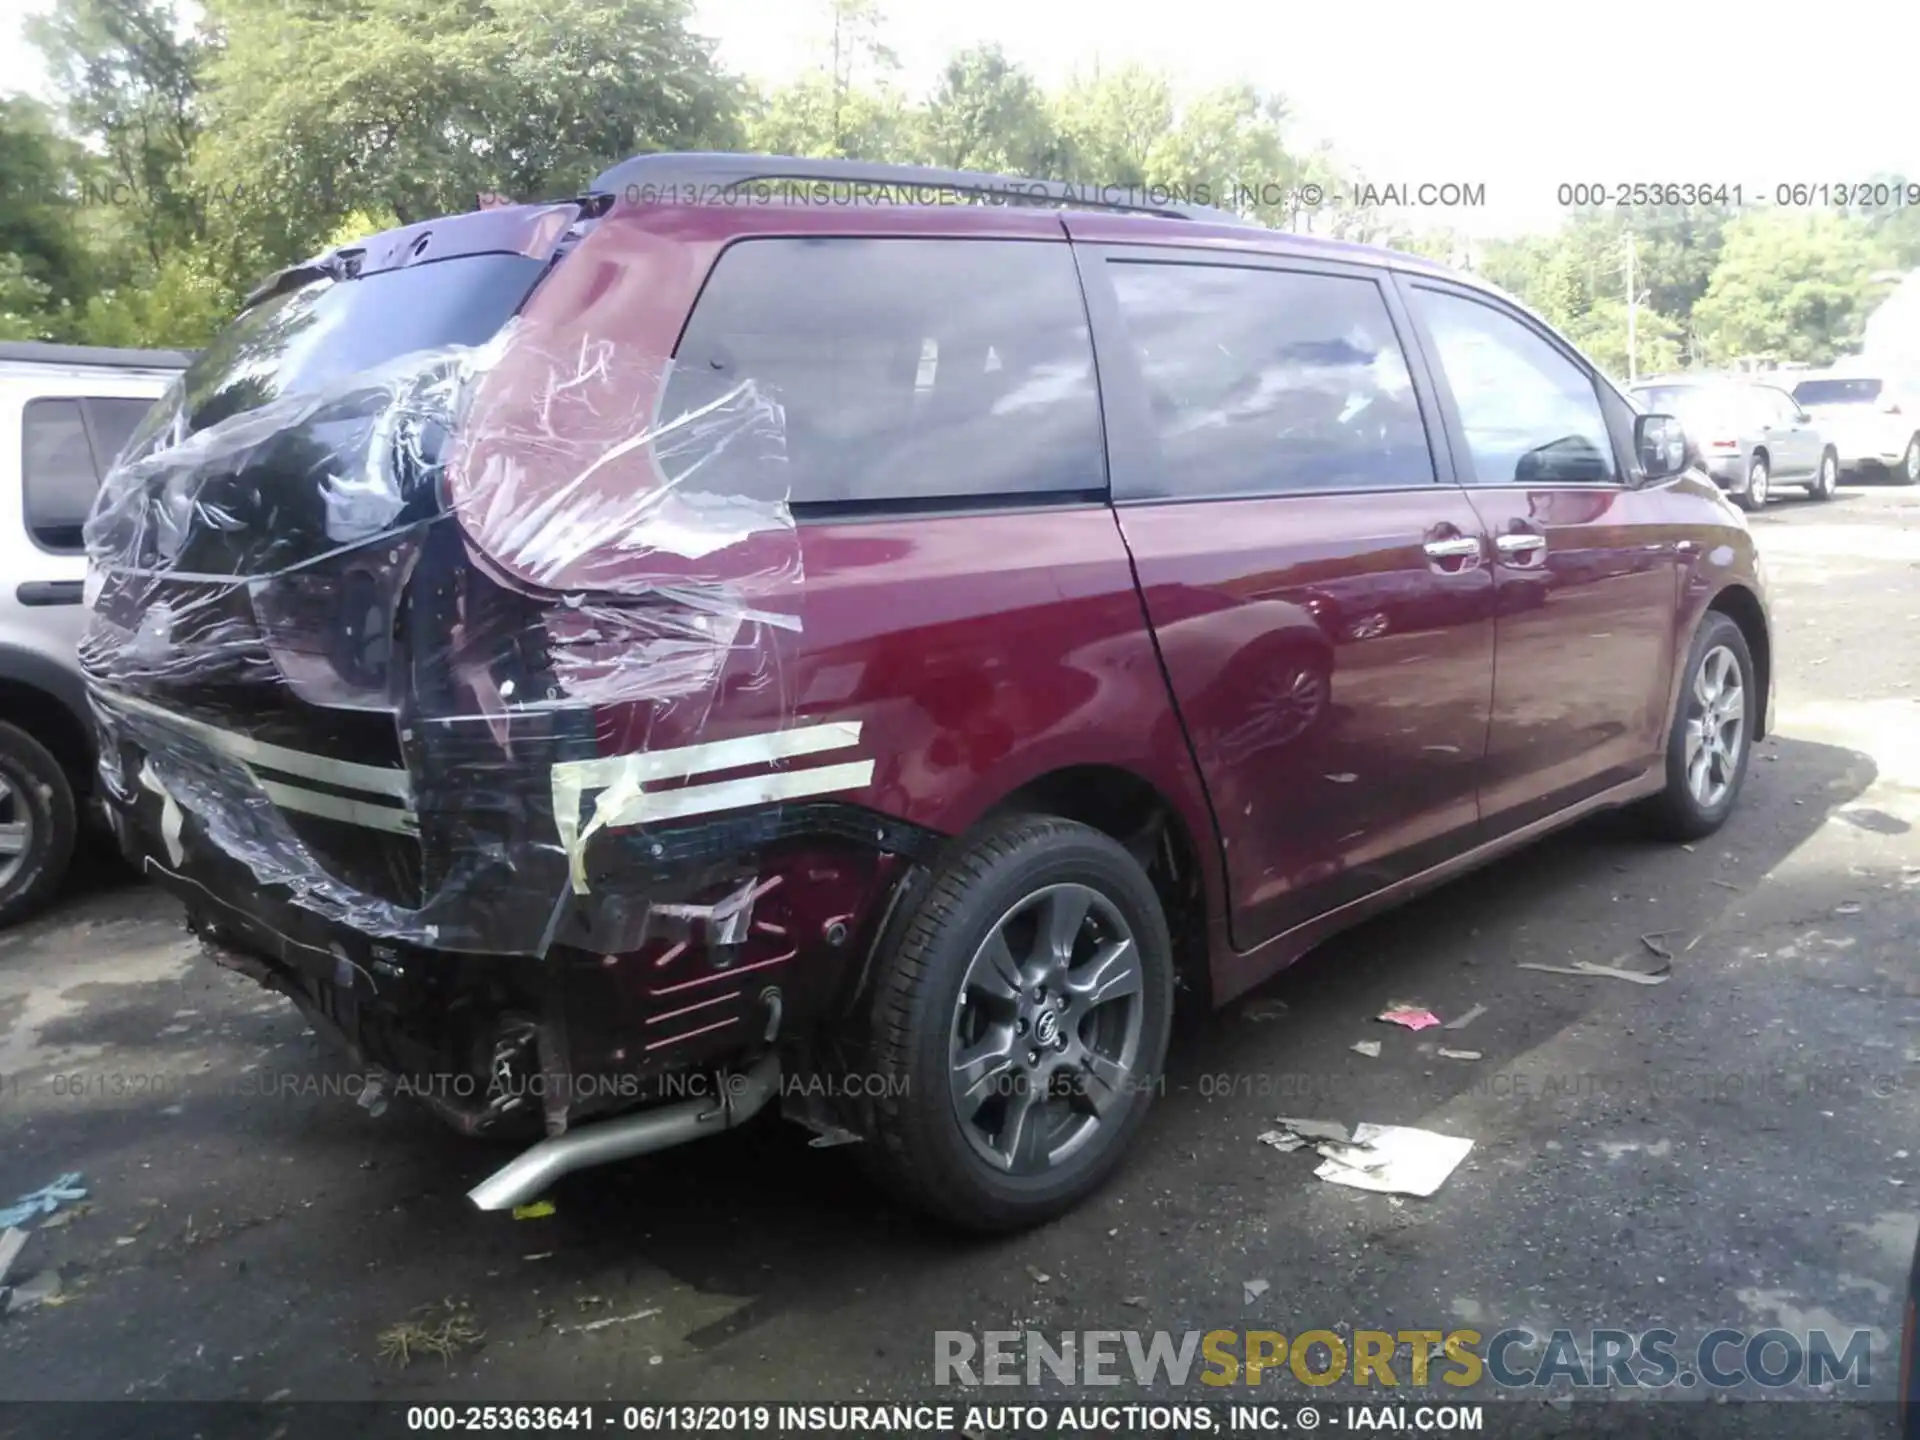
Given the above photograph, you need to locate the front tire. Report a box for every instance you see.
[1811,449,1839,501]
[0,722,78,927]
[1735,455,1769,511]
[862,814,1173,1232]
[1640,613,1756,842]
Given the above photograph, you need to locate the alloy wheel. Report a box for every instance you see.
[0,772,33,893]
[948,883,1145,1176]
[1747,459,1769,506]
[1684,644,1745,810]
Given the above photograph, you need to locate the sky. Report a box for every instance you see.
[692,0,1920,238]
[5,0,1919,239]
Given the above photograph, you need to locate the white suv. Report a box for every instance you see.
[1790,368,1920,485]
[0,343,187,923]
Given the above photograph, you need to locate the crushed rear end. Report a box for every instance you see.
[82,201,903,1191]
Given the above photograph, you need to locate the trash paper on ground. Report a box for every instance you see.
[1378,1005,1443,1030]
[1260,1117,1351,1152]
[1313,1123,1475,1197]
[1257,1118,1473,1198]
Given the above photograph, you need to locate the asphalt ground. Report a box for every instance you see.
[2,478,1916,1436]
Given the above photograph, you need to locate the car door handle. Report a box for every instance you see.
[1422,536,1482,560]
[16,581,83,606]
[1495,533,1548,556]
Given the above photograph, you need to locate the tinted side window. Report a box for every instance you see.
[1411,288,1618,485]
[86,396,157,471]
[1107,261,1434,497]
[22,398,100,552]
[1759,388,1801,421]
[664,238,1102,508]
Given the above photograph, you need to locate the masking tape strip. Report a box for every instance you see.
[256,780,421,836]
[94,687,416,801]
[550,722,871,894]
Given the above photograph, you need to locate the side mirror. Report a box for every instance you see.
[1634,413,1689,481]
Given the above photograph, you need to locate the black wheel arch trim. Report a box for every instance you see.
[0,644,96,769]
[1703,584,1771,740]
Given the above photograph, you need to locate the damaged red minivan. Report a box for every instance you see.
[83,154,1771,1231]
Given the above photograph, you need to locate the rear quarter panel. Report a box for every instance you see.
[461,206,1228,952]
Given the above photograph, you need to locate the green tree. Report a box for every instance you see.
[1692,210,1885,366]
[0,96,90,337]
[1560,296,1685,381]
[27,0,205,268]
[194,0,741,274]
[0,256,57,342]
[917,45,1053,174]
[743,0,909,160]
[1144,83,1294,220]
[1051,65,1173,189]
[1372,226,1474,269]
[744,72,912,160]
[1479,234,1586,327]
[69,246,229,346]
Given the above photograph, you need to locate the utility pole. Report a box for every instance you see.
[1624,230,1638,383]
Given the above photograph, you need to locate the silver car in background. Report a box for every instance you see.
[1630,376,1840,511]
[1790,369,1920,485]
[0,342,186,923]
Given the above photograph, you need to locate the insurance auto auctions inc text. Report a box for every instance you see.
[936,1325,1873,1393]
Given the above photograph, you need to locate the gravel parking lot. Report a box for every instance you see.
[2,483,1916,1424]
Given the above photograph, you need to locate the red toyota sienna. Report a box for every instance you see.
[82,154,1771,1232]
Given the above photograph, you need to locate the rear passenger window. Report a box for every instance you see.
[22,398,101,553]
[85,396,156,471]
[1106,261,1434,498]
[664,238,1103,509]
[1410,287,1618,486]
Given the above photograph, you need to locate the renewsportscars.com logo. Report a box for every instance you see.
[935,1326,1874,1391]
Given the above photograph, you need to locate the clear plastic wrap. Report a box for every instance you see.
[82,319,805,959]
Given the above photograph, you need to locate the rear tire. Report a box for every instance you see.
[1639,613,1756,842]
[1898,436,1920,486]
[861,814,1173,1232]
[0,723,77,927]
[1734,455,1769,511]
[1810,449,1839,501]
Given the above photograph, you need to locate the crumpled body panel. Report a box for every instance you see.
[82,320,801,958]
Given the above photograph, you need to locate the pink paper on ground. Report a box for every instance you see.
[1377,1007,1442,1031]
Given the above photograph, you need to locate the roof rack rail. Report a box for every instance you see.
[587,151,1254,227]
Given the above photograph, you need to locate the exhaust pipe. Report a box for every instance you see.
[467,1051,782,1211]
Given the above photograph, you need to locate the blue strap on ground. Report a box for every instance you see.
[0,1172,88,1228]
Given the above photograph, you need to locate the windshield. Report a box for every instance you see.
[1633,385,1703,414]
[1634,384,1743,429]
[1792,377,1884,406]
[131,253,548,453]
